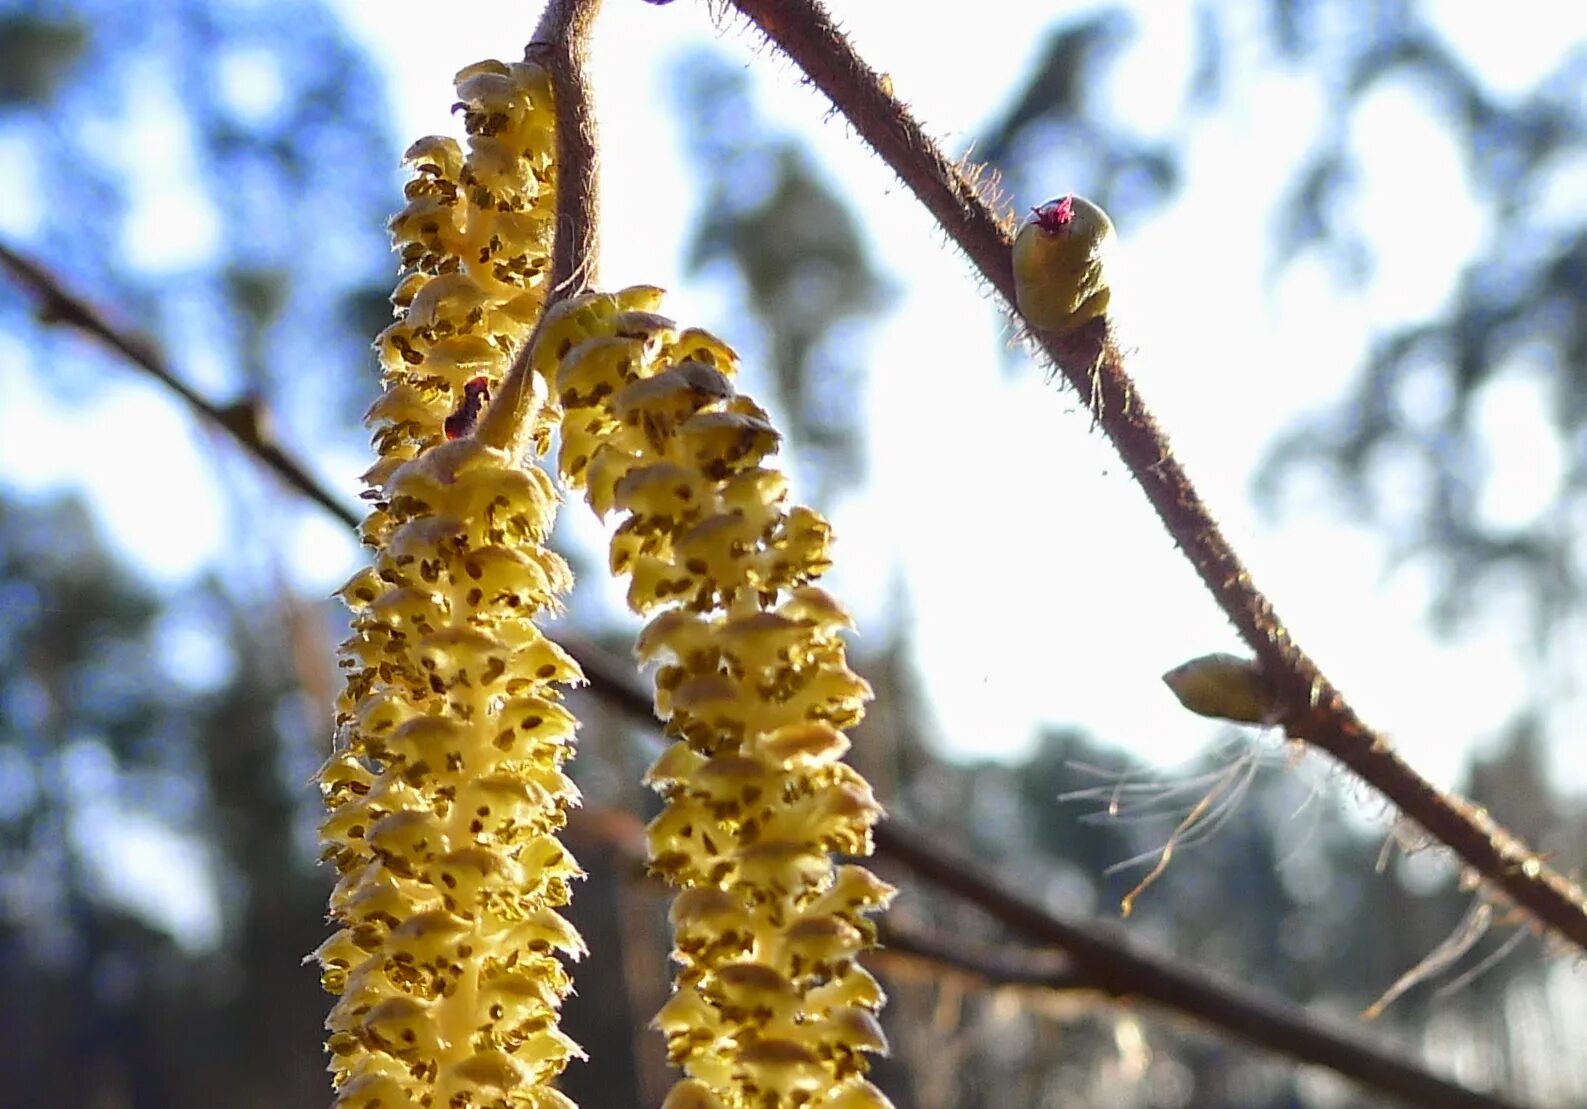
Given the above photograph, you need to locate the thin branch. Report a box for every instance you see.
[565,644,1528,1109]
[565,807,1097,990]
[873,820,1526,1109]
[723,0,1587,955]
[0,241,360,530]
[478,0,604,454]
[565,802,650,870]
[531,0,602,298]
[875,918,1089,995]
[565,818,1085,999]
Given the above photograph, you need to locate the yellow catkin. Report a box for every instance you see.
[316,59,585,1109]
[361,57,557,547]
[525,289,897,1109]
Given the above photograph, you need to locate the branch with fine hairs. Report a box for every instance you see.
[2,248,1525,1106]
[0,240,360,530]
[477,0,604,454]
[531,0,601,298]
[723,0,1587,954]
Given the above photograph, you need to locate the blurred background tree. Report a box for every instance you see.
[2,1,1586,1106]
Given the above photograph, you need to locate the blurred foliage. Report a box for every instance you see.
[0,491,330,1106]
[673,48,892,502]
[0,0,396,450]
[0,10,87,104]
[980,2,1587,646]
[979,10,1183,230]
[1249,1,1587,638]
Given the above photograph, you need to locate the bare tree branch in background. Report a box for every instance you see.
[0,241,361,531]
[565,647,1528,1109]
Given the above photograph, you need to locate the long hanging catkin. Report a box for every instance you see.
[316,59,587,1109]
[524,289,896,1109]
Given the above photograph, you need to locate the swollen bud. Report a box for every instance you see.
[1162,653,1278,725]
[1011,195,1116,335]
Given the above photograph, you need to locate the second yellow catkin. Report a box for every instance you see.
[526,289,897,1109]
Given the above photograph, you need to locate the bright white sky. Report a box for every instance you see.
[5,0,1587,829]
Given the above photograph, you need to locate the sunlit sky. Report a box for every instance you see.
[6,0,1587,843]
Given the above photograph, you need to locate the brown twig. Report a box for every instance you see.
[0,241,360,530]
[531,0,601,298]
[477,0,604,454]
[564,809,1100,1005]
[875,918,1089,995]
[564,813,1079,1007]
[722,0,1587,956]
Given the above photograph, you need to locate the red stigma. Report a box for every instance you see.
[1032,196,1075,233]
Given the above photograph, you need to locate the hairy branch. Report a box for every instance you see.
[723,0,1587,955]
[0,241,360,530]
[532,0,601,296]
[478,0,604,453]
